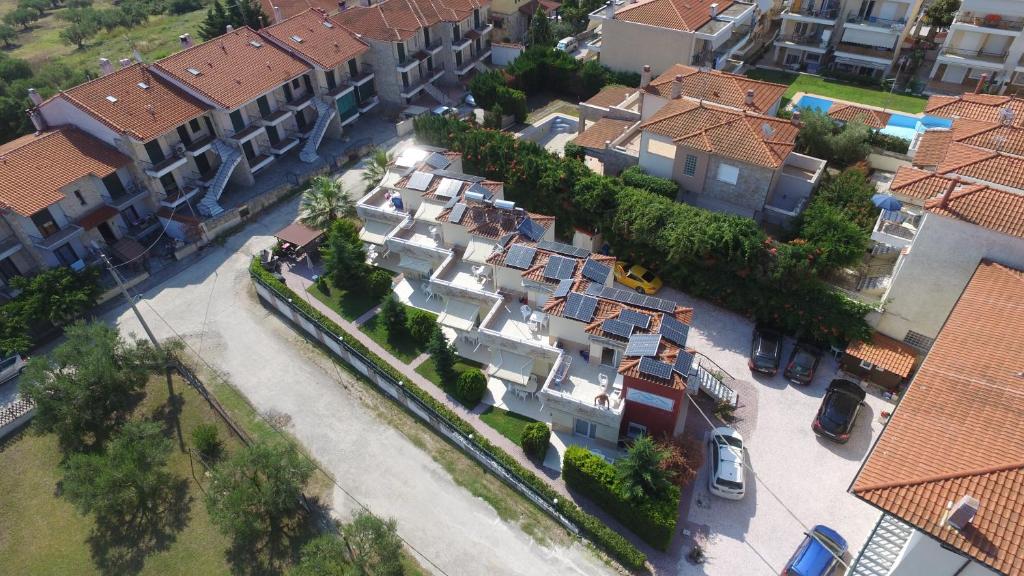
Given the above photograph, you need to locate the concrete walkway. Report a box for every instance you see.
[279,265,571,497]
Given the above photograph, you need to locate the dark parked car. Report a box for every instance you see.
[784,342,822,385]
[748,325,782,375]
[813,379,867,443]
[782,524,848,576]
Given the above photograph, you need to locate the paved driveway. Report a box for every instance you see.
[651,286,893,576]
[108,195,613,576]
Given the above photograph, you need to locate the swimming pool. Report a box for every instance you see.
[794,94,953,141]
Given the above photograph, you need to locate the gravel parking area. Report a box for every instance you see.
[649,286,895,575]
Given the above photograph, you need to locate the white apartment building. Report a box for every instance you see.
[929,0,1024,91]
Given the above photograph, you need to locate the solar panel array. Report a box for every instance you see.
[467,183,491,199]
[581,258,611,284]
[639,356,674,381]
[673,350,694,376]
[564,292,598,322]
[449,203,468,224]
[435,178,462,198]
[443,194,459,209]
[424,152,451,169]
[601,318,634,339]
[407,171,434,191]
[536,240,589,259]
[660,316,690,347]
[625,333,662,357]
[585,284,676,313]
[618,309,651,329]
[553,278,573,298]
[517,217,546,242]
[505,244,537,269]
[543,255,576,280]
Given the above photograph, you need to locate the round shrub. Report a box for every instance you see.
[455,369,487,407]
[406,309,437,345]
[366,269,392,298]
[520,422,551,460]
[192,423,222,461]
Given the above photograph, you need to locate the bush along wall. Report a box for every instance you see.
[563,446,679,551]
[248,259,648,571]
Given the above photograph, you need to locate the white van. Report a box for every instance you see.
[0,353,26,383]
[555,37,577,53]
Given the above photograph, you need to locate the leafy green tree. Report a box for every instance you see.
[455,369,487,406]
[378,296,407,339]
[798,203,869,270]
[19,0,50,17]
[427,325,455,382]
[924,0,959,27]
[9,265,100,326]
[62,421,179,522]
[520,421,551,459]
[192,423,223,461]
[361,148,392,192]
[795,108,834,160]
[615,435,673,501]
[58,13,99,47]
[95,8,129,32]
[0,23,16,47]
[20,322,158,452]
[199,0,229,39]
[300,176,354,230]
[291,534,355,576]
[484,103,503,129]
[814,168,877,231]
[65,0,93,7]
[205,441,314,546]
[342,512,404,576]
[829,120,871,166]
[226,0,266,30]
[166,0,203,15]
[366,268,393,299]
[4,7,39,29]
[321,219,368,290]
[527,5,552,47]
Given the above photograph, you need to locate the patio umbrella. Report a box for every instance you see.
[872,194,903,211]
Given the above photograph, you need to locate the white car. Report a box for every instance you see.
[707,426,745,500]
[555,37,577,53]
[0,353,27,384]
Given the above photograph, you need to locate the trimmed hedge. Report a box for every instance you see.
[520,422,551,460]
[455,369,487,407]
[620,166,679,199]
[563,446,679,551]
[249,260,647,571]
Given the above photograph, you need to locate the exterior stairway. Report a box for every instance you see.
[422,81,453,106]
[299,99,335,163]
[849,514,914,576]
[197,139,241,218]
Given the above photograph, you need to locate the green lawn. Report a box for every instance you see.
[307,273,389,321]
[0,374,242,575]
[745,69,928,114]
[415,358,485,391]
[479,406,538,445]
[359,304,435,363]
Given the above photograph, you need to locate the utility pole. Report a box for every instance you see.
[100,252,162,352]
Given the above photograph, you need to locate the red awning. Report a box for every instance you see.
[77,204,119,230]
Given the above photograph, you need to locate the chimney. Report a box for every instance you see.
[29,109,46,133]
[27,88,42,107]
[710,2,718,17]
[946,495,980,531]
[226,24,234,33]
[605,1,615,18]
[272,5,282,21]
[179,33,193,49]
[670,74,683,99]
[640,64,652,88]
[975,73,987,94]
[604,140,612,150]
[132,48,143,63]
[118,58,132,69]
[99,57,114,76]
[939,176,958,208]
[338,0,347,9]
[745,89,754,107]
[791,109,802,125]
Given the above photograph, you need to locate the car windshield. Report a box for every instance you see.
[823,392,858,429]
[715,434,742,449]
[640,270,656,282]
[756,337,778,359]
[715,478,743,491]
[791,350,816,374]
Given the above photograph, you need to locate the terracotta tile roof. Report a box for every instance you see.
[925,93,1024,127]
[851,261,1024,576]
[827,102,890,130]
[888,166,955,202]
[58,63,210,142]
[924,183,1024,238]
[583,85,635,109]
[844,332,917,378]
[263,9,368,70]
[912,130,954,168]
[953,121,1024,157]
[572,118,635,149]
[518,0,561,16]
[0,127,131,217]
[937,143,1024,190]
[153,27,311,109]
[641,99,798,168]
[262,0,339,22]
[614,0,734,32]
[439,206,552,239]
[645,64,787,114]
[334,0,482,41]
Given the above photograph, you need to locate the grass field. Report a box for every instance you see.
[0,0,208,69]
[359,304,435,363]
[307,274,388,322]
[479,406,538,445]
[0,374,243,575]
[745,69,929,114]
[414,357,484,398]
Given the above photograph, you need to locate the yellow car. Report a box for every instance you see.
[614,261,663,294]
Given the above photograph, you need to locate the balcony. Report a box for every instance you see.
[834,42,896,64]
[774,33,831,52]
[185,135,214,156]
[121,212,160,239]
[351,69,375,86]
[30,224,83,251]
[229,123,265,142]
[339,105,360,127]
[269,135,300,155]
[539,352,624,431]
[106,186,150,211]
[358,95,380,113]
[399,69,444,98]
[259,108,293,127]
[952,12,1024,34]
[160,185,201,208]
[845,14,907,32]
[284,93,315,112]
[451,35,471,51]
[938,46,1009,68]
[781,4,839,23]
[248,153,274,174]
[144,153,188,178]
[0,234,24,261]
[872,211,918,248]
[455,48,492,76]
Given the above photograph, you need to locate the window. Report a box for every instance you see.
[716,163,739,185]
[143,139,165,164]
[291,77,300,88]
[283,82,294,102]
[0,257,22,283]
[189,118,201,133]
[645,137,676,159]
[402,71,409,88]
[159,173,178,194]
[325,69,337,91]
[256,95,271,117]
[73,190,86,205]
[858,359,875,371]
[626,422,647,439]
[54,243,79,267]
[903,330,934,351]
[600,347,616,367]
[574,418,597,438]
[348,58,358,77]
[683,154,697,176]
[427,56,434,72]
[474,8,480,28]
[31,209,59,238]
[396,42,406,63]
[423,27,431,47]
[452,23,460,43]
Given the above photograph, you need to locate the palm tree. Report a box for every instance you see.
[615,435,673,501]
[299,176,354,230]
[361,148,392,192]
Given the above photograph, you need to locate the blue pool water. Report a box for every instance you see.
[794,95,953,141]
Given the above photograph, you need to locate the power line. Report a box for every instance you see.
[136,298,453,576]
[111,198,183,269]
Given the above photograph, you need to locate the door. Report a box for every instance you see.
[267,125,281,147]
[601,347,616,367]
[325,69,337,91]
[101,172,127,199]
[54,243,79,267]
[283,82,294,102]
[176,125,192,146]
[256,96,272,118]
[144,140,165,164]
[303,74,313,93]
[574,418,597,439]
[159,173,179,195]
[242,140,256,162]
[194,151,212,176]
[230,110,245,132]
[97,222,118,244]
[337,91,357,120]
[296,109,308,131]
[348,58,358,77]
[942,64,969,84]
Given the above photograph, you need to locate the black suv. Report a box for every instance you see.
[813,380,867,443]
[784,342,822,385]
[748,325,783,376]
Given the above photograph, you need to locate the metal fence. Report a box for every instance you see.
[250,272,580,536]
